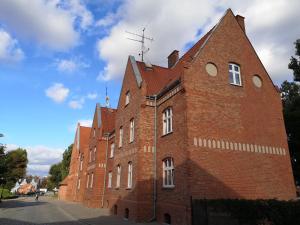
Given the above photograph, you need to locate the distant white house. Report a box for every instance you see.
[10,182,20,194]
[10,178,38,194]
[39,188,47,193]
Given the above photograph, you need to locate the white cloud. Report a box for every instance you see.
[87,92,98,100]
[0,0,93,51]
[96,13,118,27]
[56,58,90,73]
[57,59,77,72]
[66,0,94,30]
[68,119,92,132]
[68,97,85,109]
[96,0,300,83]
[6,144,64,176]
[0,29,24,62]
[78,119,93,127]
[45,83,70,103]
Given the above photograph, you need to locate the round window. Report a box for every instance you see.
[252,75,262,88]
[205,63,218,77]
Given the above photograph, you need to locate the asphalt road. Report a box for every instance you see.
[0,196,159,225]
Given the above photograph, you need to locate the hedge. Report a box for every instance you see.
[193,199,300,225]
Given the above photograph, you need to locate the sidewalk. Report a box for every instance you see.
[51,198,160,225]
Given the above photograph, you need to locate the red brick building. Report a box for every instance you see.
[59,124,91,202]
[59,9,296,225]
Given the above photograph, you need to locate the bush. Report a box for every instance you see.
[0,188,17,199]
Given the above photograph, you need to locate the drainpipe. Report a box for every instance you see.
[149,94,157,221]
[101,133,109,208]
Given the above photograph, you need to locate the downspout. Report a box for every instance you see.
[101,133,109,208]
[150,94,158,221]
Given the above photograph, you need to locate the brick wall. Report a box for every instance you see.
[182,10,296,201]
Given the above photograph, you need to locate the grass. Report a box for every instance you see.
[0,188,17,199]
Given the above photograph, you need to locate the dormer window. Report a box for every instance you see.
[125,91,130,106]
[229,63,242,86]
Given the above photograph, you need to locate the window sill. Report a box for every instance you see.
[115,187,120,190]
[161,131,173,138]
[230,83,242,87]
[126,187,132,190]
[162,185,175,190]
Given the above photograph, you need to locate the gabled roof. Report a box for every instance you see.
[132,12,224,96]
[78,126,91,151]
[136,62,180,95]
[100,107,116,134]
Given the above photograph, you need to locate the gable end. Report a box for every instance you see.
[129,55,142,88]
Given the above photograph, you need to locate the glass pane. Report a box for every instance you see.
[229,72,234,83]
[164,171,167,185]
[234,65,239,72]
[171,170,174,185]
[167,171,171,185]
[229,64,232,70]
[235,73,240,85]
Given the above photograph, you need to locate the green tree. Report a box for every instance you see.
[61,144,73,180]
[0,145,7,189]
[47,143,73,189]
[288,39,300,81]
[48,162,63,189]
[5,148,28,189]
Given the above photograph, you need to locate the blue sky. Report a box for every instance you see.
[0,0,299,176]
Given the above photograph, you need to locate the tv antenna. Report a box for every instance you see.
[105,86,110,108]
[126,28,154,62]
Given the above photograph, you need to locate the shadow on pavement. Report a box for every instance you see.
[0,216,158,225]
[0,199,46,209]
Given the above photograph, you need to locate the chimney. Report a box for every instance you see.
[236,15,245,32]
[168,50,179,68]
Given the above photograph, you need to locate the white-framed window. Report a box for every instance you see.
[108,171,112,188]
[80,158,83,171]
[86,174,90,188]
[77,178,81,190]
[89,149,92,162]
[163,108,173,135]
[229,63,242,86]
[90,173,94,188]
[93,147,96,161]
[93,128,96,137]
[116,165,121,188]
[163,158,175,188]
[110,143,115,158]
[129,119,134,143]
[125,91,130,105]
[127,162,133,188]
[119,127,123,147]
